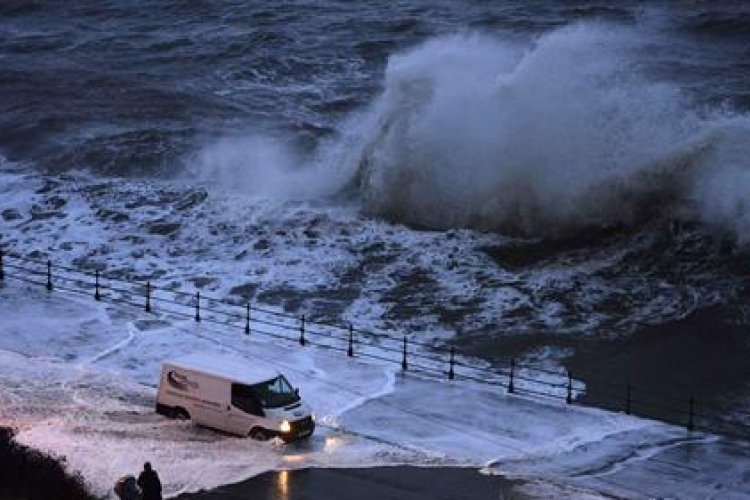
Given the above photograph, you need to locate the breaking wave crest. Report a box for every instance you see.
[349,24,750,239]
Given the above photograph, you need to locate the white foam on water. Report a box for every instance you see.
[1,286,669,498]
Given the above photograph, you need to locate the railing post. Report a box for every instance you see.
[194,292,201,322]
[46,260,53,291]
[401,335,408,371]
[145,281,152,313]
[566,371,573,404]
[448,347,455,380]
[625,383,631,415]
[0,249,4,281]
[687,395,695,432]
[347,324,354,357]
[508,358,516,394]
[299,315,306,346]
[94,270,101,301]
[245,302,251,335]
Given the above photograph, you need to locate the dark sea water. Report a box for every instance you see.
[1,1,749,176]
[2,1,750,433]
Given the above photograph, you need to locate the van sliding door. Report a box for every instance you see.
[227,383,264,435]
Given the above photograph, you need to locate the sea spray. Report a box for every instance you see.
[190,23,750,241]
[686,118,750,243]
[191,133,354,200]
[348,24,750,238]
[192,134,302,197]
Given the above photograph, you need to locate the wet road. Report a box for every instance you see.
[175,466,518,500]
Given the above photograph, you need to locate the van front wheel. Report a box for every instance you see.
[249,427,271,441]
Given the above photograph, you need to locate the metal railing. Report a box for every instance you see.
[0,248,746,441]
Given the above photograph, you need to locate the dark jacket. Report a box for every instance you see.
[137,468,162,500]
[114,475,140,500]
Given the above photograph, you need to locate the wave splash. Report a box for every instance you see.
[349,24,750,239]
[190,134,350,200]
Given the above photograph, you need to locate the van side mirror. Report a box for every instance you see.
[295,388,299,396]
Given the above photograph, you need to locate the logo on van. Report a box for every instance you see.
[167,370,199,391]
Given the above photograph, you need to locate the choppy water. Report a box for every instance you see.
[1,2,748,172]
[2,1,750,360]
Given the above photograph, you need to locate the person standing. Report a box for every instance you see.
[137,462,162,500]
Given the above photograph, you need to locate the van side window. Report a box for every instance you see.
[231,383,264,416]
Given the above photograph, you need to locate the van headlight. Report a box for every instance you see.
[279,420,291,433]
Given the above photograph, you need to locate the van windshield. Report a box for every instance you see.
[251,375,299,409]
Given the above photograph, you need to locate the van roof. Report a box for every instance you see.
[165,353,280,385]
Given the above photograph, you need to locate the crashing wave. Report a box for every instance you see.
[346,24,750,239]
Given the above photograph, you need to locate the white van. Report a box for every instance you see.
[156,354,315,442]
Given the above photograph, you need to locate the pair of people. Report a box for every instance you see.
[114,462,162,500]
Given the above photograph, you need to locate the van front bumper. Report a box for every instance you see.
[280,416,315,442]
